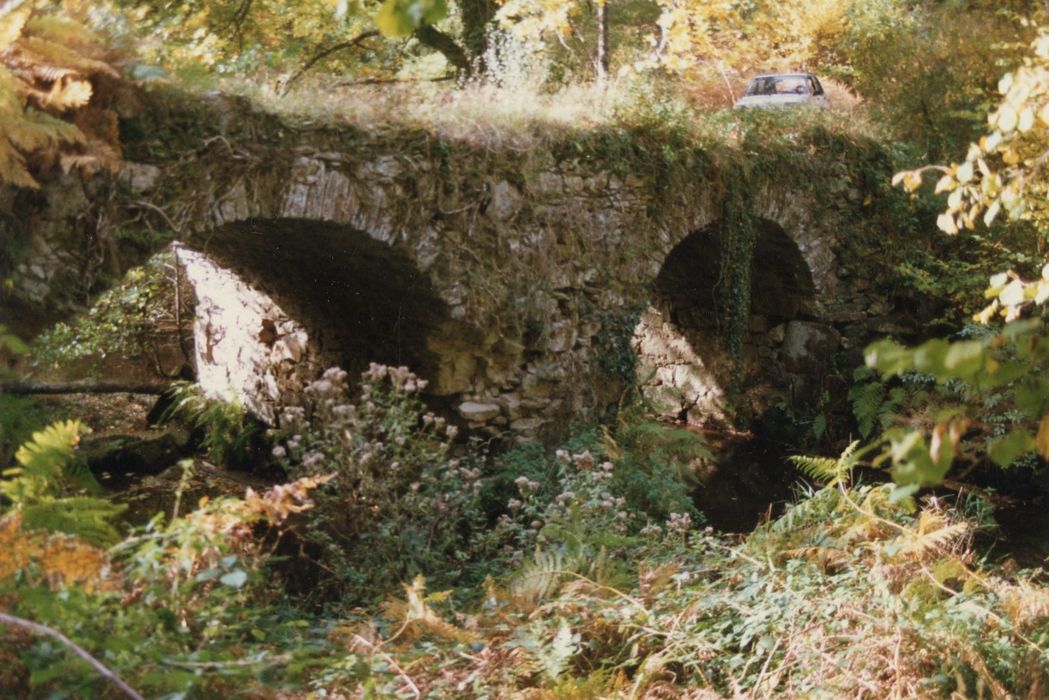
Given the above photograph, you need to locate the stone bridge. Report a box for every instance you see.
[9,92,912,440]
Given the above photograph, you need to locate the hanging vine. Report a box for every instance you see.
[717,160,758,386]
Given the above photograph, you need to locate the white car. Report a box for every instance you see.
[733,73,829,110]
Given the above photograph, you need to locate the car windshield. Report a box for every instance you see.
[745,76,810,96]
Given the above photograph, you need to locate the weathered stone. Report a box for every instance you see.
[488,180,522,221]
[271,334,305,363]
[782,321,841,374]
[6,92,911,443]
[457,401,501,422]
[81,426,194,479]
[497,392,523,419]
[510,417,547,433]
[546,319,577,353]
[119,162,161,192]
[175,246,315,425]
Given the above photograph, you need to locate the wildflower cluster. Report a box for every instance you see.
[270,365,490,601]
[495,443,696,568]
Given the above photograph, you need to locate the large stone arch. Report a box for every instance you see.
[634,214,840,425]
[176,218,484,423]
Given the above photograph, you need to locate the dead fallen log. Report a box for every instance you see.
[0,379,172,395]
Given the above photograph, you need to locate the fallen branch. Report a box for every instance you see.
[0,612,144,700]
[1,380,172,395]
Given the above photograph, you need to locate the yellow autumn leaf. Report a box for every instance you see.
[0,5,31,50]
[1037,414,1049,460]
[998,104,1018,132]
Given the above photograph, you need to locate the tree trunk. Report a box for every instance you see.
[459,0,497,74]
[595,0,610,81]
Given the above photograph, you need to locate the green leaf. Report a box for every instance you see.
[865,339,912,376]
[943,340,986,380]
[220,570,248,588]
[988,429,1035,467]
[375,0,447,37]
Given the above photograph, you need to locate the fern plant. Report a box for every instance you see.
[0,2,121,188]
[525,618,579,682]
[1,420,125,545]
[789,440,864,487]
[161,382,261,466]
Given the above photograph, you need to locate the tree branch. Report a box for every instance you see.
[413,25,471,75]
[280,30,381,94]
[1,380,172,395]
[0,612,144,700]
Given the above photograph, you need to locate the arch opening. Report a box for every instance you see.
[634,218,831,425]
[178,218,479,422]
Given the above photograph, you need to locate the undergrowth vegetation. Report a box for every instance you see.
[4,393,1049,697]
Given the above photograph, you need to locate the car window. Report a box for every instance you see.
[745,77,778,96]
[810,77,824,96]
[746,76,810,96]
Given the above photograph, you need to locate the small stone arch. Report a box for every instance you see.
[634,217,839,425]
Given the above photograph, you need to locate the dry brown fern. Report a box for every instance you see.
[0,2,124,187]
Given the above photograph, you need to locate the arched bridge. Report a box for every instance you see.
[119,97,907,438]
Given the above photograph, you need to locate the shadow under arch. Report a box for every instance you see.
[635,217,824,426]
[180,218,481,420]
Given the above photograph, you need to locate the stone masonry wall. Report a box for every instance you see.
[5,92,913,440]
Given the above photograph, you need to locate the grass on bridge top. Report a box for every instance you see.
[213,69,883,151]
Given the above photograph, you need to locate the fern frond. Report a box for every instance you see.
[526,618,578,682]
[17,36,118,78]
[22,497,126,547]
[25,15,103,54]
[790,455,841,484]
[0,4,31,51]
[4,419,86,501]
[0,134,37,186]
[381,575,477,645]
[771,488,840,533]
[512,547,569,603]
[850,381,886,439]
[895,518,969,558]
[1002,581,1049,628]
[6,107,84,151]
[43,75,91,110]
[790,440,863,487]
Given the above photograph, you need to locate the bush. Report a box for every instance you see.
[275,365,495,603]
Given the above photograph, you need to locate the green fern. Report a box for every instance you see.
[771,487,840,533]
[789,440,862,487]
[162,382,260,466]
[21,497,125,546]
[512,547,569,603]
[2,420,125,545]
[850,380,886,439]
[525,618,579,682]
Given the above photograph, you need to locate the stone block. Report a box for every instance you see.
[119,162,161,193]
[458,401,501,422]
[488,180,522,221]
[782,321,841,374]
[510,417,547,433]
